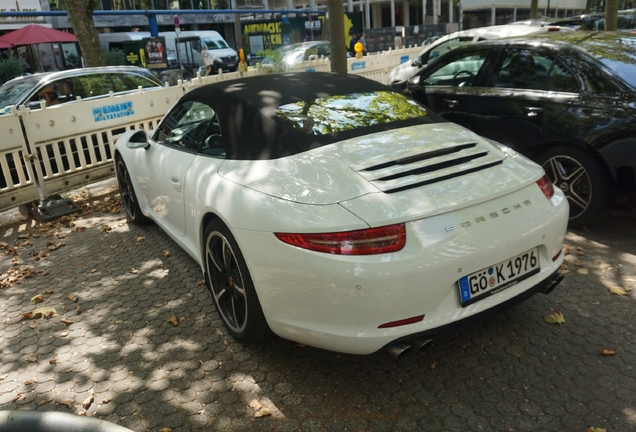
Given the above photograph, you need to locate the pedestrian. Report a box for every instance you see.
[200,45,214,76]
[359,32,367,54]
[349,33,358,55]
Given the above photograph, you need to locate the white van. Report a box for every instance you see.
[99,30,238,74]
[159,30,239,74]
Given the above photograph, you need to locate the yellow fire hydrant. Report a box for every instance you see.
[354,41,364,59]
[238,48,248,73]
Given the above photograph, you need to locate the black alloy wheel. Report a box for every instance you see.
[538,146,611,227]
[116,157,150,225]
[203,219,271,343]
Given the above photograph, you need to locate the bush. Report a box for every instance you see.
[0,56,25,84]
[103,49,126,66]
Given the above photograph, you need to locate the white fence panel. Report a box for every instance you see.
[16,85,183,207]
[0,112,39,210]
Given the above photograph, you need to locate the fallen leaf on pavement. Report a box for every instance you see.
[38,400,48,406]
[102,398,111,404]
[609,286,629,296]
[49,357,57,365]
[26,355,37,362]
[68,294,78,302]
[58,399,73,408]
[544,311,565,325]
[131,268,138,274]
[20,312,33,320]
[168,315,179,326]
[82,390,94,409]
[600,349,616,356]
[254,407,271,418]
[577,268,589,274]
[12,394,25,402]
[159,428,173,432]
[61,319,74,326]
[30,294,44,304]
[44,289,54,294]
[574,260,582,266]
[161,250,170,257]
[31,307,58,319]
[587,428,607,432]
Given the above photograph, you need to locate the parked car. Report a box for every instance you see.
[114,72,568,357]
[260,41,351,70]
[405,31,636,227]
[0,66,164,115]
[388,24,574,88]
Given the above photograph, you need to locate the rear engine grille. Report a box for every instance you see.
[353,142,506,194]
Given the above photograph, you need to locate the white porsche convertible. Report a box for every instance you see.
[115,72,568,358]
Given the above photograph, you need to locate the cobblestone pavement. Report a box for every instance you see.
[0,195,635,432]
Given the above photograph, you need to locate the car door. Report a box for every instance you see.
[407,46,497,131]
[461,46,580,153]
[131,100,217,236]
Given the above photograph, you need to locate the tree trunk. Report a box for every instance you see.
[530,0,539,19]
[65,0,105,67]
[605,0,618,31]
[327,0,347,74]
[585,0,592,13]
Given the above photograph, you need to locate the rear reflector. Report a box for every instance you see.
[378,315,425,328]
[536,174,555,199]
[275,223,406,255]
[553,249,562,262]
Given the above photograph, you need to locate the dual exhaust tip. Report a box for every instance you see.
[384,337,433,360]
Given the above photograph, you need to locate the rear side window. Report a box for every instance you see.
[72,74,113,99]
[491,48,579,93]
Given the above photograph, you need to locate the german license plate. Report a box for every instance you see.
[458,248,540,307]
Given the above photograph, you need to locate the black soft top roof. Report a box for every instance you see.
[181,72,445,160]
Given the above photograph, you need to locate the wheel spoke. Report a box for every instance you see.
[561,165,585,182]
[567,190,589,211]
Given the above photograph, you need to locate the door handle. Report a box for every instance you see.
[521,106,544,116]
[170,176,182,192]
[443,98,459,108]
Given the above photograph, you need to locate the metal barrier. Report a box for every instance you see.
[0,45,424,213]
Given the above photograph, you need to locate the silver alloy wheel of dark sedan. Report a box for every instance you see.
[538,146,610,227]
[542,155,591,218]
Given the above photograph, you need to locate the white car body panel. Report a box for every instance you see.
[131,139,197,236]
[388,24,574,85]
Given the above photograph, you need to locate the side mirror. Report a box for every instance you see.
[127,130,149,150]
[406,76,422,94]
[412,56,422,67]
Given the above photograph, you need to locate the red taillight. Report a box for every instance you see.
[275,223,406,255]
[536,174,555,199]
[547,26,560,31]
[378,315,424,328]
[552,249,562,262]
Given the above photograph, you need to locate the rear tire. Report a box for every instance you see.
[537,146,611,228]
[203,219,272,343]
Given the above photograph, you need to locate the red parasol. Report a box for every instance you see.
[0,24,77,46]
[0,40,13,49]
